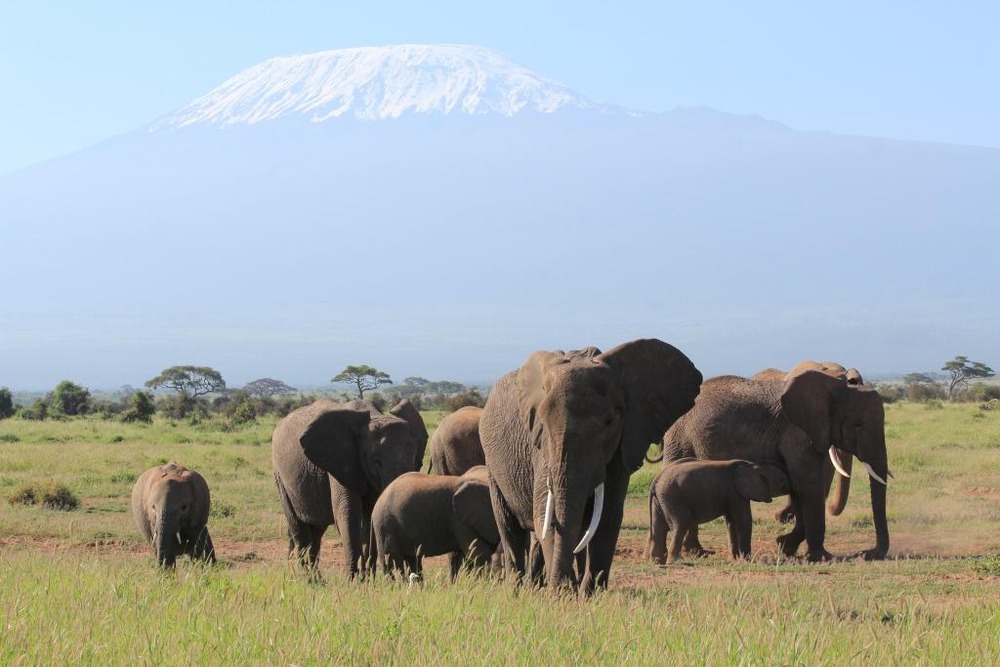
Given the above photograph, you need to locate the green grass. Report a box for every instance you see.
[0,402,998,663]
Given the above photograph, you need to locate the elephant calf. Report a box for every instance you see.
[132,462,215,568]
[372,466,499,581]
[647,458,788,564]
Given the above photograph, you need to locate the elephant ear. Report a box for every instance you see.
[598,339,703,473]
[453,479,500,548]
[187,470,212,530]
[299,407,372,495]
[735,463,773,502]
[781,370,843,454]
[389,399,429,470]
[516,350,560,442]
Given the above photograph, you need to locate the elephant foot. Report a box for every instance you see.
[856,547,888,561]
[775,532,803,557]
[682,546,713,558]
[805,549,834,563]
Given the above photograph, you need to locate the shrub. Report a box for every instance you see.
[873,383,904,404]
[157,393,206,420]
[907,382,946,403]
[445,388,486,412]
[0,387,14,419]
[17,398,49,421]
[121,391,156,423]
[51,380,91,416]
[7,482,79,511]
[0,433,20,443]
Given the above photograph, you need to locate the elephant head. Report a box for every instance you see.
[389,399,429,471]
[298,401,423,497]
[516,339,701,588]
[734,462,777,503]
[781,369,890,558]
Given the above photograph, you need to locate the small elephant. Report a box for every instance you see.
[132,462,215,568]
[647,458,788,564]
[427,406,485,476]
[372,465,500,581]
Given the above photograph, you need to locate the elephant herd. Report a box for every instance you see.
[131,339,892,597]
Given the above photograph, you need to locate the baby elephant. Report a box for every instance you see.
[132,462,215,568]
[647,458,789,564]
[372,465,499,581]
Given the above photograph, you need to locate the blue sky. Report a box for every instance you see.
[2,1,998,174]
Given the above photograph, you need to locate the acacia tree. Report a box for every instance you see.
[332,365,392,399]
[145,366,226,397]
[51,380,92,416]
[243,378,297,398]
[941,356,995,399]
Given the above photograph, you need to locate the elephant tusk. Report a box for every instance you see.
[573,483,605,554]
[540,485,554,540]
[176,532,183,544]
[829,447,851,478]
[862,462,887,486]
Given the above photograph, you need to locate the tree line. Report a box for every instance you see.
[0,363,485,423]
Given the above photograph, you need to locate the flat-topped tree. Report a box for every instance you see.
[145,366,226,397]
[332,365,392,400]
[243,378,297,397]
[942,356,996,399]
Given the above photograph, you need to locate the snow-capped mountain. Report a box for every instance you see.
[153,44,620,129]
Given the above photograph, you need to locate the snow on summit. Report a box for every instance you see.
[154,44,613,128]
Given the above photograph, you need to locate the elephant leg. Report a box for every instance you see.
[448,551,463,581]
[331,484,365,578]
[667,522,685,563]
[275,474,326,569]
[528,534,545,587]
[578,465,629,596]
[489,479,529,582]
[729,504,753,560]
[682,524,711,556]
[648,494,668,565]
[776,493,806,556]
[192,526,216,564]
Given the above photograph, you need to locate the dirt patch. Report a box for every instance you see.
[966,486,1000,501]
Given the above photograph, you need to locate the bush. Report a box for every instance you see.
[7,482,79,511]
[17,398,49,421]
[0,387,14,419]
[157,393,206,420]
[907,382,946,403]
[51,380,91,416]
[121,391,156,423]
[445,388,486,412]
[873,383,904,404]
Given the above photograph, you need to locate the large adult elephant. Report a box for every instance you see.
[480,338,702,594]
[663,369,890,561]
[751,361,865,521]
[427,406,485,475]
[271,398,427,578]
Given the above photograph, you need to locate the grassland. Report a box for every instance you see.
[1,402,998,664]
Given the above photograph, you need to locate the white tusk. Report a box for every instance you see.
[573,483,605,554]
[540,486,554,540]
[862,462,887,486]
[176,532,183,544]
[829,447,851,478]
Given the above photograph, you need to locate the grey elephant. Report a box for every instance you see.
[131,462,215,568]
[751,361,865,523]
[480,338,702,594]
[663,368,890,561]
[427,406,485,475]
[271,398,427,577]
[647,458,789,564]
[372,465,499,581]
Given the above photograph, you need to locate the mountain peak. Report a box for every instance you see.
[152,44,619,129]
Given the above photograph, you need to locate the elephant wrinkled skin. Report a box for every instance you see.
[427,406,485,476]
[131,462,215,568]
[480,338,702,594]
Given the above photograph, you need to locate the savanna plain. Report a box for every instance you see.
[1,402,998,664]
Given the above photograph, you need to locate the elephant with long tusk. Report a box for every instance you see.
[480,339,702,595]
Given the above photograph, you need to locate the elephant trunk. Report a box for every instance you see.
[827,448,853,515]
[546,463,593,590]
[154,512,179,568]
[868,471,890,558]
